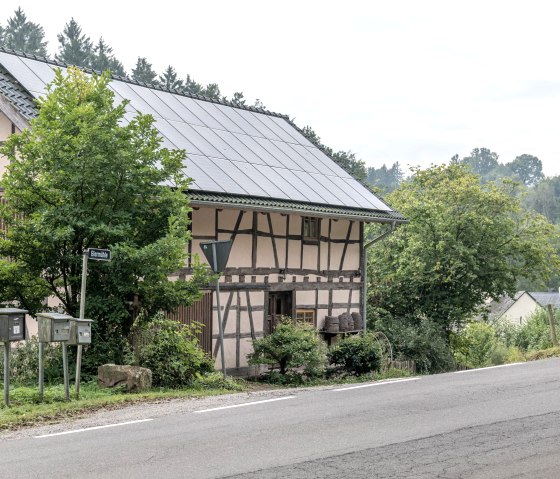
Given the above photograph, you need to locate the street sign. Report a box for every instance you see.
[88,248,111,261]
[200,240,232,273]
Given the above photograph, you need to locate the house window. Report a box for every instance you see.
[296,309,316,325]
[303,217,319,242]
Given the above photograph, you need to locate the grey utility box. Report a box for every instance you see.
[68,319,93,346]
[36,313,72,343]
[0,308,28,342]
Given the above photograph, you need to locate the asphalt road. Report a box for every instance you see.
[2,359,560,478]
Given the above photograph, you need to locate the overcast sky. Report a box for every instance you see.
[2,1,560,176]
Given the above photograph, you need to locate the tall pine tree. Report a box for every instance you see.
[55,18,93,68]
[90,38,125,76]
[1,7,48,56]
[182,74,203,95]
[158,65,183,90]
[131,57,157,84]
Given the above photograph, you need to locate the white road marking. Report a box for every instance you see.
[454,362,524,374]
[34,419,153,439]
[332,377,420,392]
[194,396,296,413]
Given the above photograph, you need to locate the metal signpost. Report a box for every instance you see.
[76,248,111,398]
[200,240,232,379]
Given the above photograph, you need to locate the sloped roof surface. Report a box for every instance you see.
[529,292,560,308]
[0,49,403,221]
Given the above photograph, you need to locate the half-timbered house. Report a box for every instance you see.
[0,48,405,371]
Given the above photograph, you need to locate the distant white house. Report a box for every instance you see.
[486,291,560,326]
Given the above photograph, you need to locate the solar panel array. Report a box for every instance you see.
[0,51,393,212]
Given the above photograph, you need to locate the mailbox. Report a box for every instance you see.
[36,313,72,342]
[68,319,93,346]
[0,308,28,342]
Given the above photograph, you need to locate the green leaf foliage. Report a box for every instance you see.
[136,316,214,388]
[370,163,559,336]
[451,322,498,368]
[0,67,209,368]
[328,332,382,376]
[248,317,326,379]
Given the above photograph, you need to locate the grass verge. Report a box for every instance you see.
[0,375,245,431]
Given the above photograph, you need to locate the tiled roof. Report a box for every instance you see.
[0,64,37,119]
[187,191,406,222]
[0,48,404,222]
[528,292,560,308]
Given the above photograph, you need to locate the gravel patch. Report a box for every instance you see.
[0,383,340,441]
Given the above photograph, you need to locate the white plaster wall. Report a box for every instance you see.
[501,293,541,325]
[0,112,12,176]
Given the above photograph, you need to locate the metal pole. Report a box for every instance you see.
[76,251,88,399]
[362,222,397,333]
[212,243,226,378]
[62,342,69,401]
[38,341,44,402]
[3,341,9,407]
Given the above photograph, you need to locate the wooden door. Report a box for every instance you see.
[266,291,293,334]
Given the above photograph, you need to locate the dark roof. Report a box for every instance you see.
[0,64,37,119]
[0,48,404,223]
[528,292,560,308]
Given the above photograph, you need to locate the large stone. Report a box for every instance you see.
[98,364,152,392]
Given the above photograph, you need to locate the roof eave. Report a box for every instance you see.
[188,196,407,224]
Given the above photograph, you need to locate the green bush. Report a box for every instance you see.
[452,322,498,368]
[514,310,559,352]
[328,332,382,376]
[0,337,64,385]
[373,313,454,373]
[248,317,326,380]
[136,316,213,388]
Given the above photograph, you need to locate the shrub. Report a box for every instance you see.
[328,332,382,376]
[136,315,213,388]
[248,317,326,380]
[514,310,559,352]
[0,337,64,385]
[452,322,498,368]
[373,313,454,373]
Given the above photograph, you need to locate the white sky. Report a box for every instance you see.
[2,0,560,176]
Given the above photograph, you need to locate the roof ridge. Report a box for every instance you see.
[0,47,290,120]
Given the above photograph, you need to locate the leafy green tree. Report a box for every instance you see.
[369,163,559,345]
[524,176,560,224]
[367,162,404,193]
[131,57,157,84]
[90,38,125,76]
[507,154,544,186]
[0,67,208,367]
[0,7,48,56]
[461,147,500,178]
[55,18,93,68]
[158,65,183,90]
